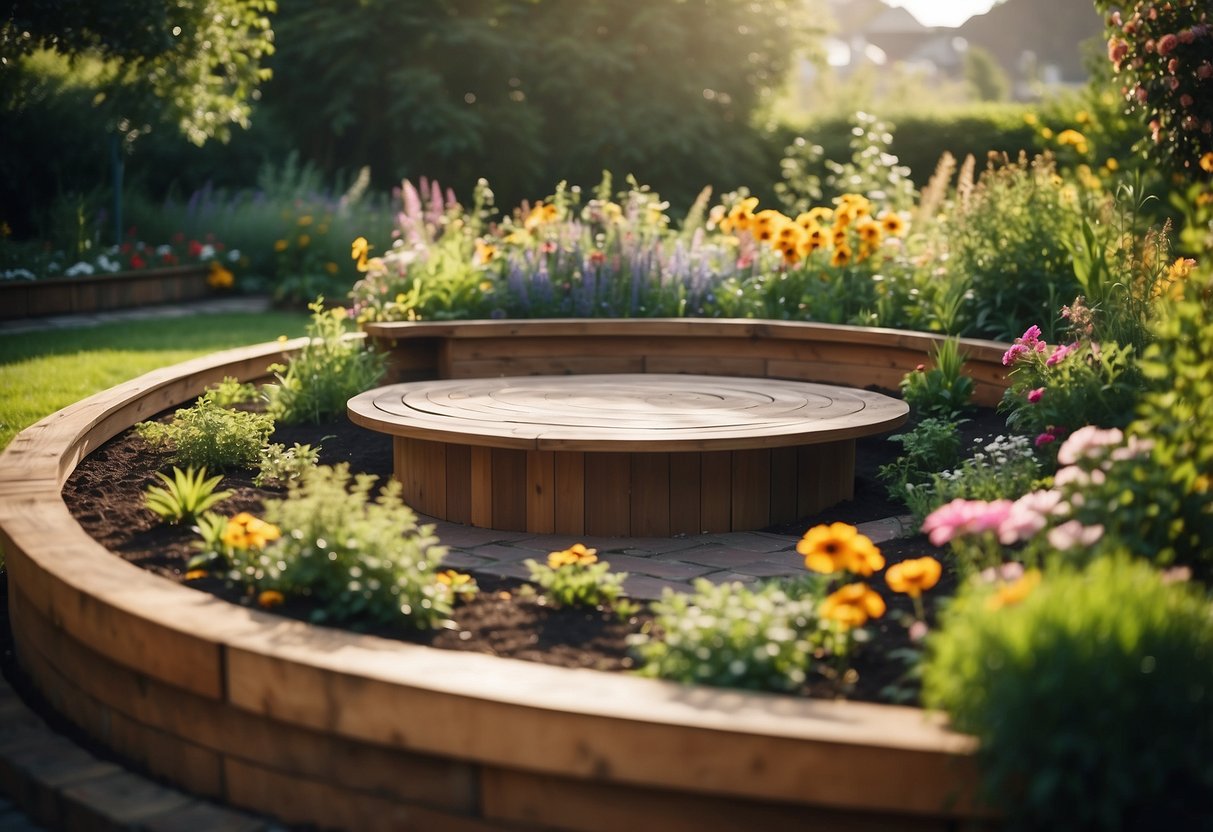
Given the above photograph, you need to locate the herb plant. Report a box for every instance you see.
[136,395,274,470]
[253,441,322,487]
[899,337,974,420]
[143,466,232,524]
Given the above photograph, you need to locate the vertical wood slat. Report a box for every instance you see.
[492,449,527,532]
[797,445,823,518]
[526,451,556,535]
[553,452,585,536]
[394,438,422,508]
[584,453,631,536]
[445,444,471,525]
[470,447,493,528]
[769,448,798,527]
[668,453,701,536]
[416,440,447,519]
[700,453,732,533]
[630,453,670,538]
[731,449,771,531]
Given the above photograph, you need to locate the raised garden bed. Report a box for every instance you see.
[0,322,1011,830]
[0,264,213,320]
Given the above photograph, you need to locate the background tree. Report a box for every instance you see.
[964,46,1011,102]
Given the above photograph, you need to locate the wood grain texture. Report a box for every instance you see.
[584,452,631,536]
[630,453,670,538]
[553,452,585,536]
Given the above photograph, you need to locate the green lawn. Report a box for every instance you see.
[0,312,309,451]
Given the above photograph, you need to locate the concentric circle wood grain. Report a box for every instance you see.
[348,374,908,452]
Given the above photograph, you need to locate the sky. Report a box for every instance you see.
[883,0,1003,28]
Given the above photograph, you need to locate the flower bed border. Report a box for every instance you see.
[0,264,213,320]
[0,323,1009,830]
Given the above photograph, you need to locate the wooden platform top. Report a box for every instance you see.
[348,374,909,452]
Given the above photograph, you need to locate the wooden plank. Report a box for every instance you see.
[418,440,448,518]
[395,438,422,508]
[481,766,957,832]
[449,356,644,379]
[630,453,670,538]
[526,450,556,534]
[491,448,527,532]
[769,448,798,526]
[553,452,585,536]
[584,453,631,536]
[699,453,732,533]
[644,356,766,377]
[797,445,823,518]
[470,447,493,527]
[445,444,472,525]
[731,449,772,531]
[668,453,702,536]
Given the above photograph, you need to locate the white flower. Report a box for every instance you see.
[155,244,173,256]
[227,249,241,262]
[198,244,216,260]
[65,261,95,277]
[2,268,36,281]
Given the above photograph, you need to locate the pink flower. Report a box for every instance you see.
[921,499,1013,547]
[1027,387,1045,404]
[1158,33,1179,57]
[998,489,1064,545]
[1109,435,1154,461]
[1047,520,1104,550]
[1046,341,1080,367]
[1108,37,1129,65]
[1035,432,1056,448]
[1002,344,1028,366]
[1057,425,1124,465]
[1180,28,1196,45]
[978,561,1026,584]
[1019,324,1042,346]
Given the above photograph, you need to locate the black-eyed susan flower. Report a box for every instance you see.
[831,245,853,267]
[885,557,942,599]
[547,543,598,569]
[797,522,882,575]
[820,582,886,629]
[879,212,906,236]
[258,589,285,608]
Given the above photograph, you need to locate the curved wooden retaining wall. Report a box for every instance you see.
[0,323,1009,831]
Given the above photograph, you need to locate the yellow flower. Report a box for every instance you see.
[885,557,942,599]
[475,240,497,265]
[324,261,339,276]
[752,209,788,243]
[0,221,10,238]
[331,306,348,321]
[351,236,370,272]
[524,202,559,231]
[547,543,598,569]
[793,212,821,232]
[1023,112,1038,126]
[799,227,828,256]
[258,590,285,609]
[855,219,882,246]
[831,245,853,268]
[820,582,886,629]
[987,569,1041,611]
[1201,152,1213,173]
[274,239,289,253]
[222,512,281,550]
[797,522,883,575]
[297,215,314,227]
[276,334,288,343]
[805,206,834,223]
[879,212,906,237]
[478,280,494,292]
[436,569,473,587]
[206,261,234,289]
[720,197,760,234]
[297,234,311,248]
[184,569,208,581]
[1105,157,1119,172]
[1040,127,1054,140]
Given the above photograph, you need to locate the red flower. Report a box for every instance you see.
[130,253,146,269]
[188,240,203,257]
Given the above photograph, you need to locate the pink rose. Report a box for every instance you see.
[1027,387,1045,404]
[1158,33,1179,57]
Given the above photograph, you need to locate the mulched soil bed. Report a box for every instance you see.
[58,402,1008,704]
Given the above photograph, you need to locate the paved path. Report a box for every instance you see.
[0,296,275,335]
[429,514,915,599]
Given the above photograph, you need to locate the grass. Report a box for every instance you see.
[0,311,309,451]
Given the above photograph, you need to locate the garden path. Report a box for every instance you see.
[0,296,272,335]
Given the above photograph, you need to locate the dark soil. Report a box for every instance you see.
[58,402,1009,704]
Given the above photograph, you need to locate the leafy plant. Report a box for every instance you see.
[924,556,1213,829]
[226,464,453,629]
[203,376,257,408]
[265,297,386,424]
[136,394,274,470]
[143,466,232,524]
[253,441,322,487]
[877,417,967,503]
[630,578,826,692]
[904,433,1041,524]
[523,544,628,611]
[900,337,975,419]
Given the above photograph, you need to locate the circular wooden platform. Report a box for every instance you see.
[349,375,908,535]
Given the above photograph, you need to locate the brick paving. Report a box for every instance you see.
[425,514,915,600]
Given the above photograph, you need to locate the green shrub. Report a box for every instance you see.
[923,556,1213,829]
[143,466,232,524]
[203,376,258,408]
[229,464,452,629]
[136,396,273,470]
[253,441,322,488]
[877,417,967,503]
[631,578,828,692]
[523,544,628,611]
[900,337,975,420]
[266,297,386,424]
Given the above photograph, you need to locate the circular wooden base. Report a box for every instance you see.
[349,374,909,535]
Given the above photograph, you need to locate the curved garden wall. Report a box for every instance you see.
[0,322,1010,830]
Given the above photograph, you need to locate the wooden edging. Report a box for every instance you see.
[0,264,213,321]
[0,327,1002,831]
